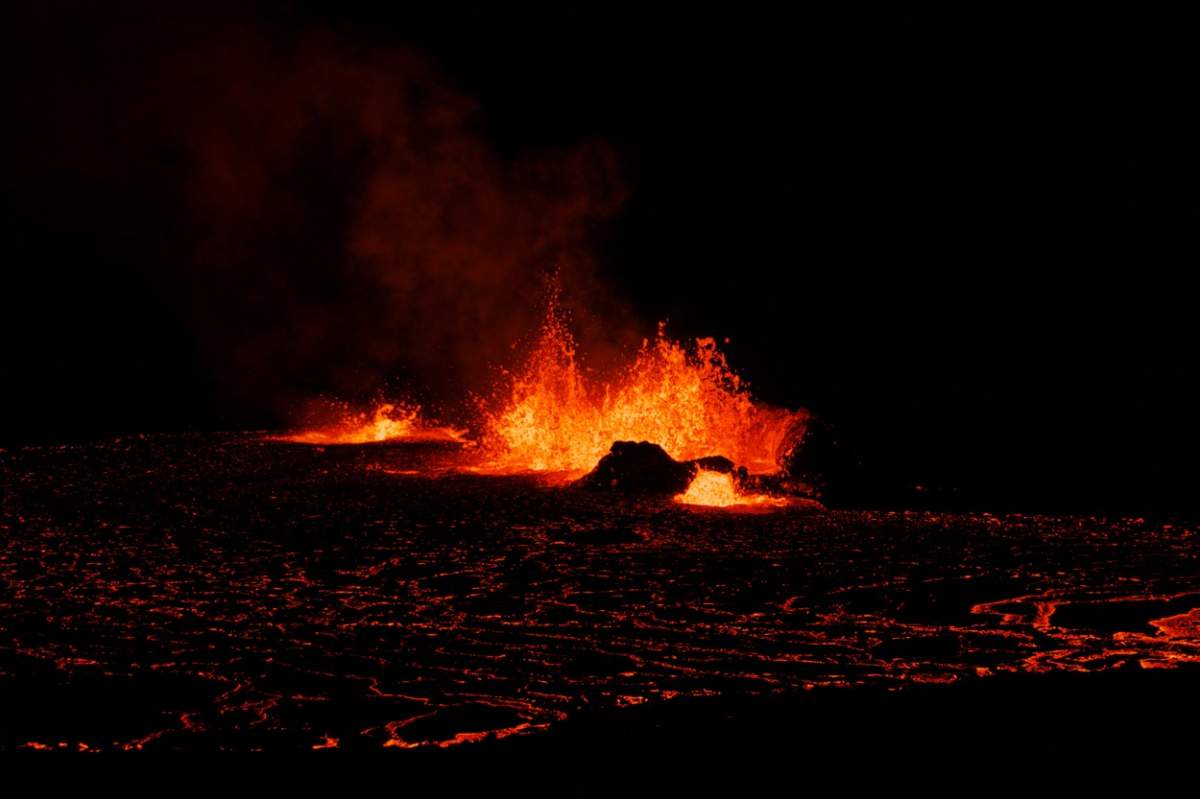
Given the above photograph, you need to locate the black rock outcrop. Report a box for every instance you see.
[574,441,696,494]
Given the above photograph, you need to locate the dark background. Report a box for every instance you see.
[3,3,1198,513]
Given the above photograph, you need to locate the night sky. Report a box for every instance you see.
[4,4,1198,512]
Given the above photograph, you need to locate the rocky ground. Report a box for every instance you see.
[1,434,1197,771]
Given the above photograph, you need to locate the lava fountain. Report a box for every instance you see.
[481,299,807,480]
[674,469,792,508]
[281,402,468,445]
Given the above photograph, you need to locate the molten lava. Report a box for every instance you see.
[483,303,806,477]
[282,403,467,445]
[674,469,790,508]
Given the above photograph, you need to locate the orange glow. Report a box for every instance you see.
[482,300,806,477]
[1152,608,1200,641]
[971,590,1200,673]
[281,402,467,445]
[674,469,790,508]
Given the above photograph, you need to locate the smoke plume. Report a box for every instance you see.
[6,3,626,424]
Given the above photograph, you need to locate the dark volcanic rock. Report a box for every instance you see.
[570,526,645,545]
[780,417,842,500]
[692,455,735,473]
[575,442,797,499]
[574,441,696,494]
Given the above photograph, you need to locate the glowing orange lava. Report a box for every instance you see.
[281,403,467,445]
[482,302,806,477]
[674,469,790,508]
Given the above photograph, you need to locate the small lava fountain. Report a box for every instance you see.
[674,469,790,509]
[280,402,467,445]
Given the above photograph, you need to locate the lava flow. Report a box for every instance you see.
[5,436,1199,753]
[281,403,467,445]
[481,300,806,478]
[674,469,790,508]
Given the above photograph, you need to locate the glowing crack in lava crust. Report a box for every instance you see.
[481,302,806,478]
[675,469,790,508]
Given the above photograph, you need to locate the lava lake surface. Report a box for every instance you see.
[2,434,1198,760]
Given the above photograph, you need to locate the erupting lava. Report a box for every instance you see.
[482,301,806,477]
[282,403,467,445]
[674,469,790,508]
[278,291,807,496]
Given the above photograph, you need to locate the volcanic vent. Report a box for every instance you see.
[479,298,806,479]
[469,294,813,505]
[276,288,812,507]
